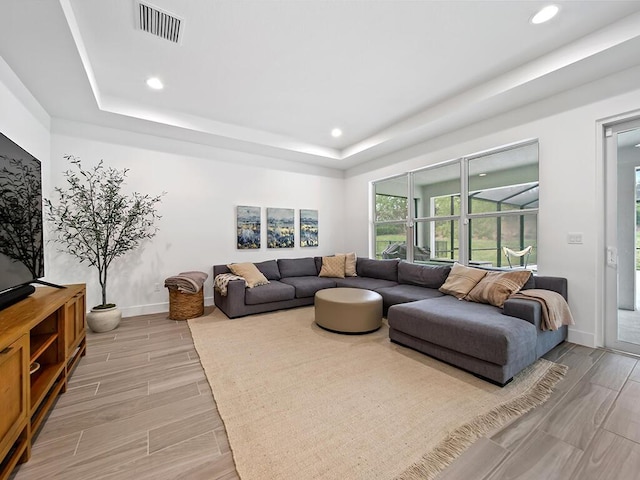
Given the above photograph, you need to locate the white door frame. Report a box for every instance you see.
[601,113,640,354]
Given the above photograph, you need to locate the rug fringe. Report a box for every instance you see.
[395,362,568,480]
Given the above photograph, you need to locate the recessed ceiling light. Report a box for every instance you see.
[331,128,343,138]
[531,5,559,24]
[146,77,164,90]
[478,173,487,177]
[635,143,640,148]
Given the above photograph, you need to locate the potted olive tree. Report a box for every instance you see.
[46,155,164,332]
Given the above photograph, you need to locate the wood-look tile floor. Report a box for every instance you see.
[11,307,238,480]
[9,308,640,480]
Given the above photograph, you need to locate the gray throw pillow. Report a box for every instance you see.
[277,257,318,277]
[356,258,399,282]
[255,260,281,280]
[398,261,451,289]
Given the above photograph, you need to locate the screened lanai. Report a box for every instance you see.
[374,140,539,269]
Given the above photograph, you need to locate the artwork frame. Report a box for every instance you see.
[267,208,295,249]
[236,205,261,249]
[299,209,318,247]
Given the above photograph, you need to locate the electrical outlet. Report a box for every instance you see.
[154,282,161,292]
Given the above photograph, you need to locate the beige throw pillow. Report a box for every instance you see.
[319,255,346,278]
[465,270,532,308]
[227,262,269,288]
[438,263,487,299]
[336,252,357,277]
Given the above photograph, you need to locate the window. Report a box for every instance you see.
[371,140,538,268]
[467,142,538,267]
[413,162,461,264]
[374,175,408,259]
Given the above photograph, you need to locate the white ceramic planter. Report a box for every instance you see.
[86,305,122,333]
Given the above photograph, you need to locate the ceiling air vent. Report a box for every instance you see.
[136,1,183,44]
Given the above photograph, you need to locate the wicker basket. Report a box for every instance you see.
[168,287,204,320]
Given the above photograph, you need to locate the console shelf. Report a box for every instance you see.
[30,333,58,363]
[0,284,86,480]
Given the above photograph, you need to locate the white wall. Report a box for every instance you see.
[345,73,640,348]
[48,128,346,315]
[0,58,50,164]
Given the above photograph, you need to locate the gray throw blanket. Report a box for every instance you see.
[164,271,209,294]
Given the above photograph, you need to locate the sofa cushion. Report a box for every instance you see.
[228,262,270,288]
[254,260,281,280]
[278,257,318,277]
[522,274,536,291]
[438,263,487,299]
[319,255,346,278]
[334,277,398,290]
[280,276,337,298]
[336,252,358,277]
[398,262,451,289]
[244,281,295,305]
[356,258,399,282]
[388,296,537,366]
[376,284,445,309]
[465,270,531,308]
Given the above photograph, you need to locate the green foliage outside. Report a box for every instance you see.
[375,193,537,266]
[375,194,407,221]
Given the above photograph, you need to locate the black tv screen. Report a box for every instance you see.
[0,132,44,294]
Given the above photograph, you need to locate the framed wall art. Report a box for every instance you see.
[300,209,318,247]
[267,208,295,248]
[236,205,261,249]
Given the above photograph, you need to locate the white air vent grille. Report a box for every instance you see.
[136,2,182,44]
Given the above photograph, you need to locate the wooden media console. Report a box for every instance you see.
[0,284,86,480]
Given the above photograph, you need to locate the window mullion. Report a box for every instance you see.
[407,173,415,263]
[460,158,469,265]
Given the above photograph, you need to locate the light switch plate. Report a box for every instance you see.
[568,232,583,244]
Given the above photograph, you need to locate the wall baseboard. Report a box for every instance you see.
[567,328,595,348]
[118,296,215,318]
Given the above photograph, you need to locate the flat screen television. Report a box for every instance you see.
[0,132,48,310]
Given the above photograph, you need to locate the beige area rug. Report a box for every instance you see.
[189,307,566,480]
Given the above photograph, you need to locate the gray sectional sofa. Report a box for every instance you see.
[213,257,568,385]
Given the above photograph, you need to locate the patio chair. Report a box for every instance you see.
[502,245,533,269]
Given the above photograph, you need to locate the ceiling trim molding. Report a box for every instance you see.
[50,117,346,179]
[58,2,640,168]
[342,10,640,161]
[98,94,343,161]
[0,56,50,130]
[59,0,102,108]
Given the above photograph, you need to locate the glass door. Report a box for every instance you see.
[604,119,640,354]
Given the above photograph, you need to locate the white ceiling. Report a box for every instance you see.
[2,0,640,170]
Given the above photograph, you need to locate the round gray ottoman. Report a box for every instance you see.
[314,288,383,334]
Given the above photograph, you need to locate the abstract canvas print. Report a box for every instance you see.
[236,206,261,249]
[267,208,295,248]
[300,209,318,247]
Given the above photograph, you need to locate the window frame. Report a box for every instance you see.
[371,139,539,268]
